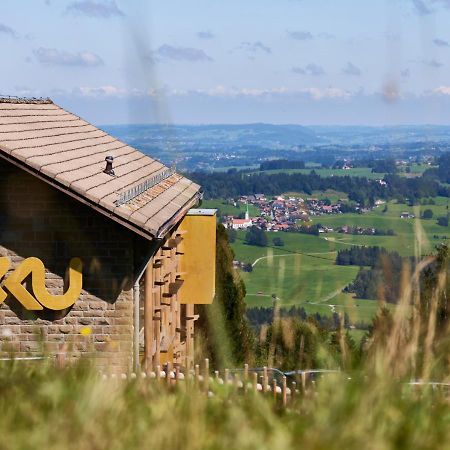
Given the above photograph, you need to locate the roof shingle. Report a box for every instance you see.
[0,97,200,239]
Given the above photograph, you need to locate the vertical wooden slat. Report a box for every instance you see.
[186,303,194,369]
[154,250,162,368]
[144,259,154,371]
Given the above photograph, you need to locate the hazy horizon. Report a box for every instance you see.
[4,1,450,125]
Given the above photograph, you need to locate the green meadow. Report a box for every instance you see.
[252,167,384,179]
[314,198,449,256]
[202,199,260,217]
[228,198,448,323]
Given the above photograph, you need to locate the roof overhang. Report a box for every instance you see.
[0,149,200,241]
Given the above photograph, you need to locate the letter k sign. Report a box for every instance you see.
[0,257,82,310]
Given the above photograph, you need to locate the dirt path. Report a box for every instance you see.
[252,251,336,267]
[323,236,360,246]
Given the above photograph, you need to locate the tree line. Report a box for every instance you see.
[337,246,409,303]
[189,169,449,207]
[259,159,305,171]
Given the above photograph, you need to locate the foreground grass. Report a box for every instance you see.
[0,361,448,450]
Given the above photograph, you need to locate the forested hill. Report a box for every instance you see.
[424,153,450,184]
[189,170,449,206]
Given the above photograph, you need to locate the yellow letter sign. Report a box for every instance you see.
[0,257,82,310]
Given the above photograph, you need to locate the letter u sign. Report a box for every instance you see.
[0,257,83,310]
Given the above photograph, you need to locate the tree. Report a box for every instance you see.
[226,228,237,243]
[437,216,449,227]
[422,209,433,219]
[245,226,268,247]
[196,225,254,367]
[273,236,284,246]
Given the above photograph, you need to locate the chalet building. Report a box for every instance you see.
[0,97,216,373]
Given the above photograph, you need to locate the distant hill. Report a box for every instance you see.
[102,123,321,148]
[101,123,450,171]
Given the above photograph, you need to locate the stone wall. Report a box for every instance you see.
[0,159,139,372]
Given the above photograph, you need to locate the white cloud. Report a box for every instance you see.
[33,48,104,67]
[432,86,450,95]
[178,86,351,100]
[342,61,362,76]
[151,45,213,62]
[72,85,159,97]
[0,23,17,38]
[235,41,272,55]
[287,30,314,41]
[292,63,326,76]
[423,59,443,68]
[197,31,215,40]
[65,1,124,18]
[433,38,450,47]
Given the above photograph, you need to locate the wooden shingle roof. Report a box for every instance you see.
[0,97,201,240]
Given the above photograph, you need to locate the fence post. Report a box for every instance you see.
[263,367,268,394]
[272,379,277,401]
[282,376,287,407]
[291,381,297,402]
[301,372,307,393]
[253,372,258,393]
[204,358,209,393]
[194,364,200,389]
[166,362,172,387]
[244,363,249,395]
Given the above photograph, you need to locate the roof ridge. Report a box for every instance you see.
[0,96,53,105]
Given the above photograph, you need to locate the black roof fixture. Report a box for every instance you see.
[104,156,115,176]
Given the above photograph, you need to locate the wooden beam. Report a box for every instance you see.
[144,258,154,371]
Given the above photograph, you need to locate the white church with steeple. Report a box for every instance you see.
[228,202,253,230]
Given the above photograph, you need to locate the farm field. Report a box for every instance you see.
[230,231,379,321]
[313,199,449,255]
[229,197,447,324]
[202,199,260,217]
[283,189,349,202]
[232,232,386,323]
[253,167,384,179]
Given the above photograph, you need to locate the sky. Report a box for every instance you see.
[3,0,450,125]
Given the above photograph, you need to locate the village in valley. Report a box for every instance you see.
[224,193,387,235]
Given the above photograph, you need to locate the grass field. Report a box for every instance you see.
[230,231,376,321]
[255,164,435,179]
[283,189,349,202]
[253,167,384,179]
[314,198,449,256]
[202,194,448,323]
[202,199,260,217]
[232,233,386,323]
[228,198,448,324]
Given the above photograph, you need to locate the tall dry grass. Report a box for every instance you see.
[0,235,448,449]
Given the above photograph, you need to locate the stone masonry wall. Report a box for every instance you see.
[0,159,137,373]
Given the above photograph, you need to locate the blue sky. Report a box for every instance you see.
[3,0,450,125]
